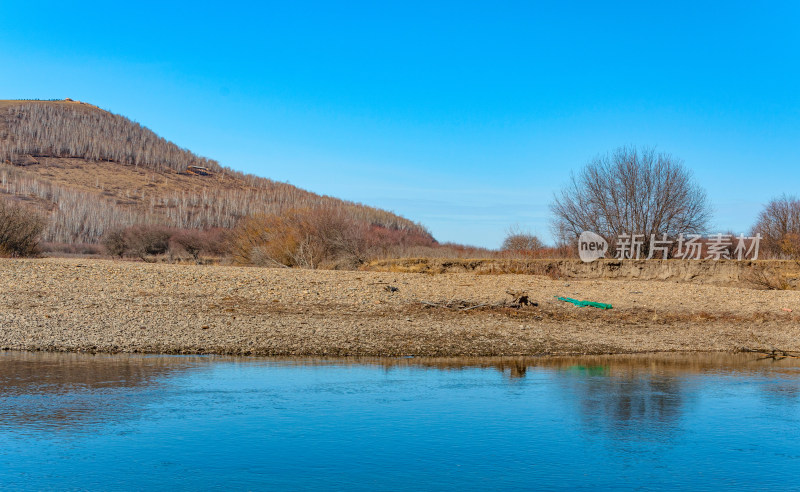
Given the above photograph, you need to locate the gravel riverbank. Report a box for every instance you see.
[1,258,798,356]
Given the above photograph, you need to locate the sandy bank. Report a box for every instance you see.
[1,258,799,356]
[366,257,800,287]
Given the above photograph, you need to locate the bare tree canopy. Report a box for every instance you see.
[751,194,800,258]
[550,146,711,251]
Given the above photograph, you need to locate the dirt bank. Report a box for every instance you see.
[365,258,800,287]
[1,258,799,356]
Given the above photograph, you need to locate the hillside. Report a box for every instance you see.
[0,99,431,244]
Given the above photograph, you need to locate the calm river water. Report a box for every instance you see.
[1,351,799,490]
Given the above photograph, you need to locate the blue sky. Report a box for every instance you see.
[1,1,798,247]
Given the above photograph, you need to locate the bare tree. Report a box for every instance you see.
[550,146,711,254]
[751,195,800,258]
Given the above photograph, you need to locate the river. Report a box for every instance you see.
[1,352,799,490]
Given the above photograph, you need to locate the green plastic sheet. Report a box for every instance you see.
[555,296,613,310]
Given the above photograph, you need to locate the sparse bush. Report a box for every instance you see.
[230,208,357,268]
[124,225,172,262]
[230,212,305,267]
[0,200,47,257]
[102,229,128,258]
[169,228,229,262]
[170,229,204,261]
[744,265,792,290]
[200,228,230,256]
[501,226,543,256]
[363,225,437,259]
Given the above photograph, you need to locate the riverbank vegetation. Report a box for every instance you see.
[3,101,800,273]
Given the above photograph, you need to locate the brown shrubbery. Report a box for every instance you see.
[40,242,104,256]
[500,226,545,258]
[0,199,47,257]
[230,207,436,269]
[101,225,229,263]
[169,228,228,261]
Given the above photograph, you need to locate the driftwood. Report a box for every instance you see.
[506,290,534,306]
[419,300,501,311]
[420,290,538,311]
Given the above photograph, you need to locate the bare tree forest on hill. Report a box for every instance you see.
[0,102,221,173]
[0,102,430,244]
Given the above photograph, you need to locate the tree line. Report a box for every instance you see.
[0,103,221,173]
[2,100,797,265]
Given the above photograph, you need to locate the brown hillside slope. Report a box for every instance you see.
[0,100,430,243]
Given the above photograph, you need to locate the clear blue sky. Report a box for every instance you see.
[1,1,798,247]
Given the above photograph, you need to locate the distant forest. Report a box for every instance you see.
[0,102,221,172]
[0,102,430,244]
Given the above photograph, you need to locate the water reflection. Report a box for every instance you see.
[363,352,800,376]
[0,352,202,433]
[1,351,799,489]
[2,351,798,437]
[371,353,800,442]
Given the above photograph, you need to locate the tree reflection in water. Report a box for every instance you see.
[368,353,800,442]
[0,352,203,434]
[2,351,798,440]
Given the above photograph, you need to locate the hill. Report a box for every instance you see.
[0,99,431,245]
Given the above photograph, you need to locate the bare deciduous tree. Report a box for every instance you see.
[550,146,711,253]
[751,195,800,258]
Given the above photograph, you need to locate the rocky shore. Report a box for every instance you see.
[1,258,798,356]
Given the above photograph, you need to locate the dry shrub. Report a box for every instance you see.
[230,207,362,268]
[100,225,228,262]
[40,242,104,256]
[0,199,47,257]
[125,225,172,261]
[101,229,127,258]
[169,228,228,262]
[363,225,436,259]
[230,212,307,267]
[500,226,543,257]
[779,232,800,265]
[230,207,436,269]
